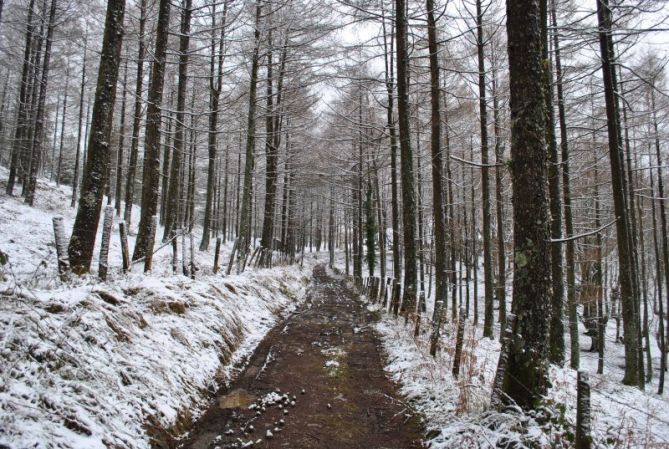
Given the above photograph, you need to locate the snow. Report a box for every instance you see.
[367,265,669,448]
[0,168,314,448]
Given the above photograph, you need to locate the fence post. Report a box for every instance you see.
[144,215,157,273]
[98,206,114,281]
[171,231,178,273]
[119,221,130,273]
[576,371,592,449]
[182,229,189,276]
[189,231,195,279]
[226,238,238,275]
[490,313,517,409]
[213,236,222,274]
[392,281,401,316]
[52,216,70,278]
[452,307,467,378]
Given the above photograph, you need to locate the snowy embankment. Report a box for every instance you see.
[0,170,312,448]
[371,293,669,448]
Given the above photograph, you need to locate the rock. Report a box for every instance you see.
[266,430,273,439]
[219,389,257,409]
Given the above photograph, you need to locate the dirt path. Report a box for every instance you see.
[178,264,424,449]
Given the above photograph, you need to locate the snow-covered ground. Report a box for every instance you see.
[362,259,669,448]
[0,168,314,448]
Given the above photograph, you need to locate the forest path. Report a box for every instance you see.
[177,264,425,449]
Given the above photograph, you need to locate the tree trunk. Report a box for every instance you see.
[596,0,640,387]
[396,0,418,319]
[132,0,171,263]
[542,0,565,365]
[381,3,401,283]
[237,1,262,266]
[476,0,494,338]
[551,0,577,369]
[68,0,126,273]
[123,0,146,226]
[165,0,193,242]
[71,30,87,208]
[426,0,447,356]
[6,0,36,196]
[491,46,507,330]
[201,0,228,250]
[502,0,551,408]
[56,66,69,186]
[114,59,128,216]
[650,86,668,394]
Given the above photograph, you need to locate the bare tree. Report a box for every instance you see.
[132,0,171,267]
[68,0,126,273]
[502,0,551,408]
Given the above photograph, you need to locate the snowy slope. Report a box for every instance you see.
[366,266,669,448]
[0,168,313,448]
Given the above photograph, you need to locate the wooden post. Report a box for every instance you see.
[382,277,392,309]
[226,238,238,275]
[52,216,70,278]
[171,231,178,273]
[419,290,426,314]
[213,236,222,274]
[189,231,195,279]
[576,371,592,449]
[98,206,114,280]
[182,229,188,276]
[392,281,401,316]
[490,313,517,409]
[414,291,427,337]
[379,276,386,303]
[119,221,130,273]
[452,307,467,378]
[144,215,157,273]
[249,246,260,267]
[241,244,252,273]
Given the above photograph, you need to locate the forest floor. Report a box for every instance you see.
[173,264,426,449]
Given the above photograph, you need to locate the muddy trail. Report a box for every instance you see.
[176,264,425,449]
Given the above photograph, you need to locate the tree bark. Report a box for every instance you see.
[503,0,551,408]
[491,45,507,330]
[71,30,87,208]
[596,0,640,387]
[237,1,263,266]
[132,0,171,263]
[68,0,126,273]
[541,0,565,366]
[551,0,577,368]
[6,0,36,196]
[166,0,193,242]
[396,0,418,318]
[114,58,128,216]
[476,0,495,338]
[123,0,146,226]
[201,0,228,250]
[426,0,447,356]
[56,65,69,186]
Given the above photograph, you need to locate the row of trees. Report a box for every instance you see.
[1,0,668,409]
